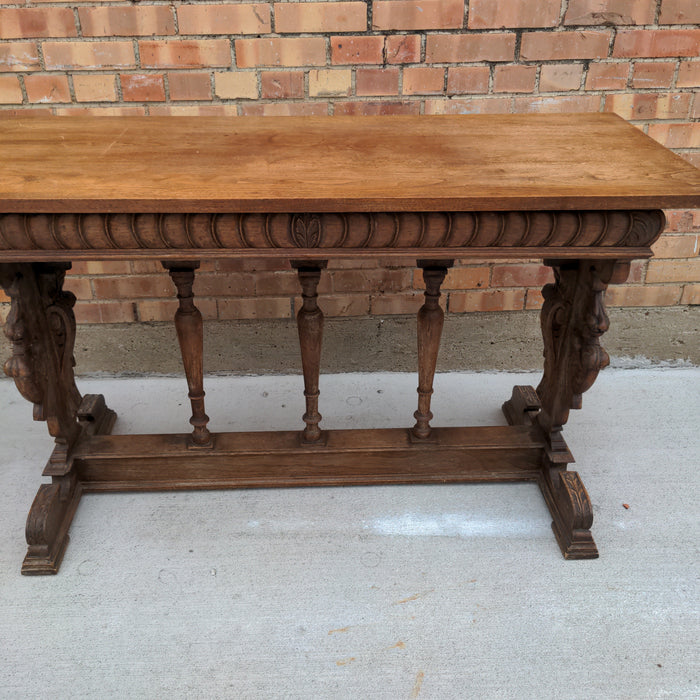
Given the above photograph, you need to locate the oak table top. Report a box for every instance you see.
[1,113,699,214]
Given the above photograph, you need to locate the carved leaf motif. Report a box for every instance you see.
[291,214,321,248]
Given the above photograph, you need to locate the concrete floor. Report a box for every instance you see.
[0,369,698,699]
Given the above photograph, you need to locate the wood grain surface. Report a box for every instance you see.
[1,114,698,213]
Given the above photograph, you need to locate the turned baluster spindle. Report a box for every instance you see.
[163,262,211,446]
[293,261,327,443]
[413,260,452,439]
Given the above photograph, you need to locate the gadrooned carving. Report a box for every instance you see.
[0,210,665,252]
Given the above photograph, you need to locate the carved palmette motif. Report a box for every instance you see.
[0,264,81,446]
[536,261,618,445]
[0,210,665,252]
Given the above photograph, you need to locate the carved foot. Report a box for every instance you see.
[539,469,598,560]
[78,394,117,436]
[21,476,82,575]
[502,385,541,426]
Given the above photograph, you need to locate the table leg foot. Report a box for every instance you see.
[502,385,541,426]
[539,468,598,560]
[78,394,117,436]
[21,476,82,575]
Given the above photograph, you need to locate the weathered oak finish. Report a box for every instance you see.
[1,114,699,573]
[413,260,452,440]
[163,261,211,447]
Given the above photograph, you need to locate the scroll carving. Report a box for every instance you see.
[0,210,665,253]
[535,260,624,451]
[1,263,82,456]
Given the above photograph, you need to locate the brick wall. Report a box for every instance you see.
[0,0,698,322]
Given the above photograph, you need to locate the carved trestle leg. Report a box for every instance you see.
[502,259,630,559]
[292,261,327,444]
[412,260,453,439]
[0,263,116,574]
[163,262,211,447]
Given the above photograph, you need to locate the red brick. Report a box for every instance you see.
[565,0,656,25]
[525,288,545,310]
[680,152,700,169]
[370,291,425,315]
[446,66,490,94]
[585,62,630,90]
[237,37,326,67]
[331,35,384,64]
[521,30,612,60]
[148,105,238,116]
[648,122,700,148]
[664,210,700,233]
[218,297,291,320]
[414,266,489,289]
[55,106,146,116]
[646,258,700,283]
[628,259,646,283]
[214,72,258,99]
[514,94,602,113]
[651,234,699,258]
[43,41,136,70]
[72,261,132,275]
[402,66,444,95]
[178,4,270,35]
[659,0,700,24]
[373,0,464,30]
[240,102,328,116]
[275,2,366,32]
[425,33,516,63]
[333,269,411,293]
[24,74,70,103]
[613,30,700,58]
[469,0,559,28]
[255,271,324,296]
[194,273,255,297]
[168,72,212,101]
[62,277,92,300]
[631,61,676,88]
[0,7,76,38]
[539,64,584,92]
[140,40,231,69]
[425,97,511,114]
[333,101,420,115]
[385,35,421,64]
[677,61,700,87]
[73,74,117,102]
[309,69,352,97]
[449,289,525,312]
[356,68,400,96]
[137,298,217,322]
[74,301,136,324]
[317,294,369,317]
[604,92,691,119]
[605,285,682,306]
[0,42,41,72]
[680,284,700,304]
[493,64,536,93]
[261,71,304,99]
[0,75,23,104]
[491,264,555,287]
[121,74,165,102]
[93,274,173,299]
[79,6,174,37]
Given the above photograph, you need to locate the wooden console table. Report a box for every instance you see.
[1,114,699,574]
